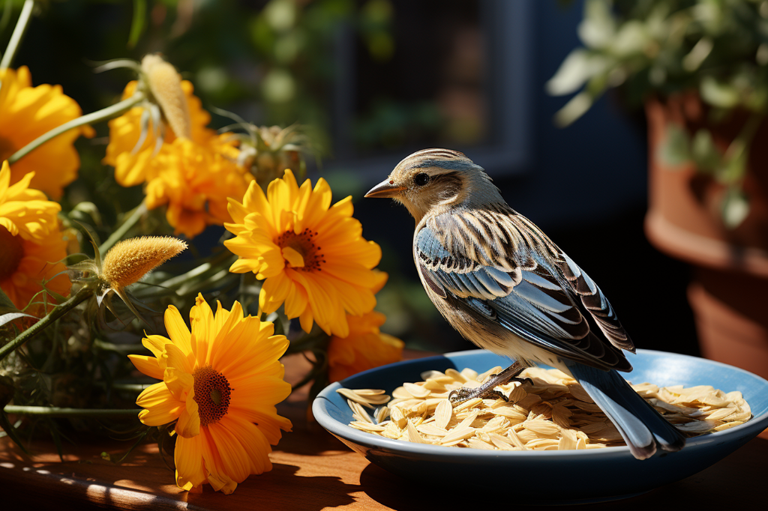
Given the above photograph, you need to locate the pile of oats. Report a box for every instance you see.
[339,366,752,451]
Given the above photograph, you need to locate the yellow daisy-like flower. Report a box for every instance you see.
[145,138,253,238]
[0,161,70,311]
[103,76,213,188]
[129,294,292,494]
[0,67,93,199]
[224,169,388,337]
[328,311,404,382]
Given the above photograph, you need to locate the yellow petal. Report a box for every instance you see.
[162,342,194,376]
[175,433,207,491]
[190,293,215,361]
[219,414,274,475]
[136,383,184,426]
[175,388,201,438]
[164,365,194,402]
[281,246,304,268]
[164,306,192,355]
[200,428,238,494]
[142,334,172,360]
[128,354,164,380]
[229,374,292,416]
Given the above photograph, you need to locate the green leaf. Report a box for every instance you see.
[701,76,740,108]
[128,0,147,49]
[546,50,610,96]
[690,129,721,173]
[657,125,691,167]
[578,0,616,49]
[553,90,597,127]
[69,202,103,227]
[683,37,714,72]
[721,188,750,229]
[720,138,749,184]
[0,411,30,455]
[611,20,649,57]
[0,287,17,312]
[0,312,36,328]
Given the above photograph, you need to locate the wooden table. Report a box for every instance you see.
[2,351,767,510]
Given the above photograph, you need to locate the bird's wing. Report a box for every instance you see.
[415,205,633,371]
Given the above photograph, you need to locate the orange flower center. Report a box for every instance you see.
[276,228,325,272]
[192,366,232,427]
[0,227,23,282]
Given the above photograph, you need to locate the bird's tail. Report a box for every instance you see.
[567,362,686,460]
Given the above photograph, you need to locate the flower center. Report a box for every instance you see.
[0,227,24,282]
[275,228,325,272]
[192,366,232,427]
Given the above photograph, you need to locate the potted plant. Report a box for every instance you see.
[548,0,768,377]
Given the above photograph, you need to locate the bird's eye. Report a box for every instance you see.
[414,173,430,186]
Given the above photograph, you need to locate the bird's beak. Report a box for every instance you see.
[365,178,405,199]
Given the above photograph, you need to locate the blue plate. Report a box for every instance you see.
[312,349,768,505]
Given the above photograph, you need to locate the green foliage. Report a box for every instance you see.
[549,0,768,125]
[550,0,768,228]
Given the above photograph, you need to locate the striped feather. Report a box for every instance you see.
[415,206,634,371]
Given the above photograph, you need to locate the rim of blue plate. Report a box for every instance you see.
[312,348,768,459]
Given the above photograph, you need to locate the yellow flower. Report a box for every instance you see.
[224,169,388,337]
[328,311,404,382]
[0,67,93,199]
[0,161,70,311]
[129,294,292,494]
[103,61,213,188]
[145,138,253,238]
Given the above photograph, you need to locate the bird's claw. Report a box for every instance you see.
[448,375,533,406]
[449,387,508,405]
[448,388,469,404]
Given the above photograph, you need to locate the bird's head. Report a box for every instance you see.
[365,148,501,223]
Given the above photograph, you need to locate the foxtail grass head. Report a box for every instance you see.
[70,235,187,325]
[98,53,194,161]
[101,236,187,292]
[140,54,192,140]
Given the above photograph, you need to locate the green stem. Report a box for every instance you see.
[157,251,236,291]
[111,383,153,393]
[8,94,145,164]
[721,112,764,184]
[93,339,145,355]
[0,0,35,71]
[99,201,147,254]
[3,406,138,418]
[0,284,96,362]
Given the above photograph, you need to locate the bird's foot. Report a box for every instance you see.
[449,387,507,404]
[448,361,532,405]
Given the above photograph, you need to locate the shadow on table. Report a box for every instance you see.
[358,437,768,510]
[188,461,358,511]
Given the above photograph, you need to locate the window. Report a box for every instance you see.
[329,0,533,179]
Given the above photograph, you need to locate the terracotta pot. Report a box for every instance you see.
[644,94,768,378]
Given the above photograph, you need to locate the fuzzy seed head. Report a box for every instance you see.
[101,236,187,291]
[141,54,192,139]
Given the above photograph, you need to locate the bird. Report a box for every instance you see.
[364,148,685,460]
